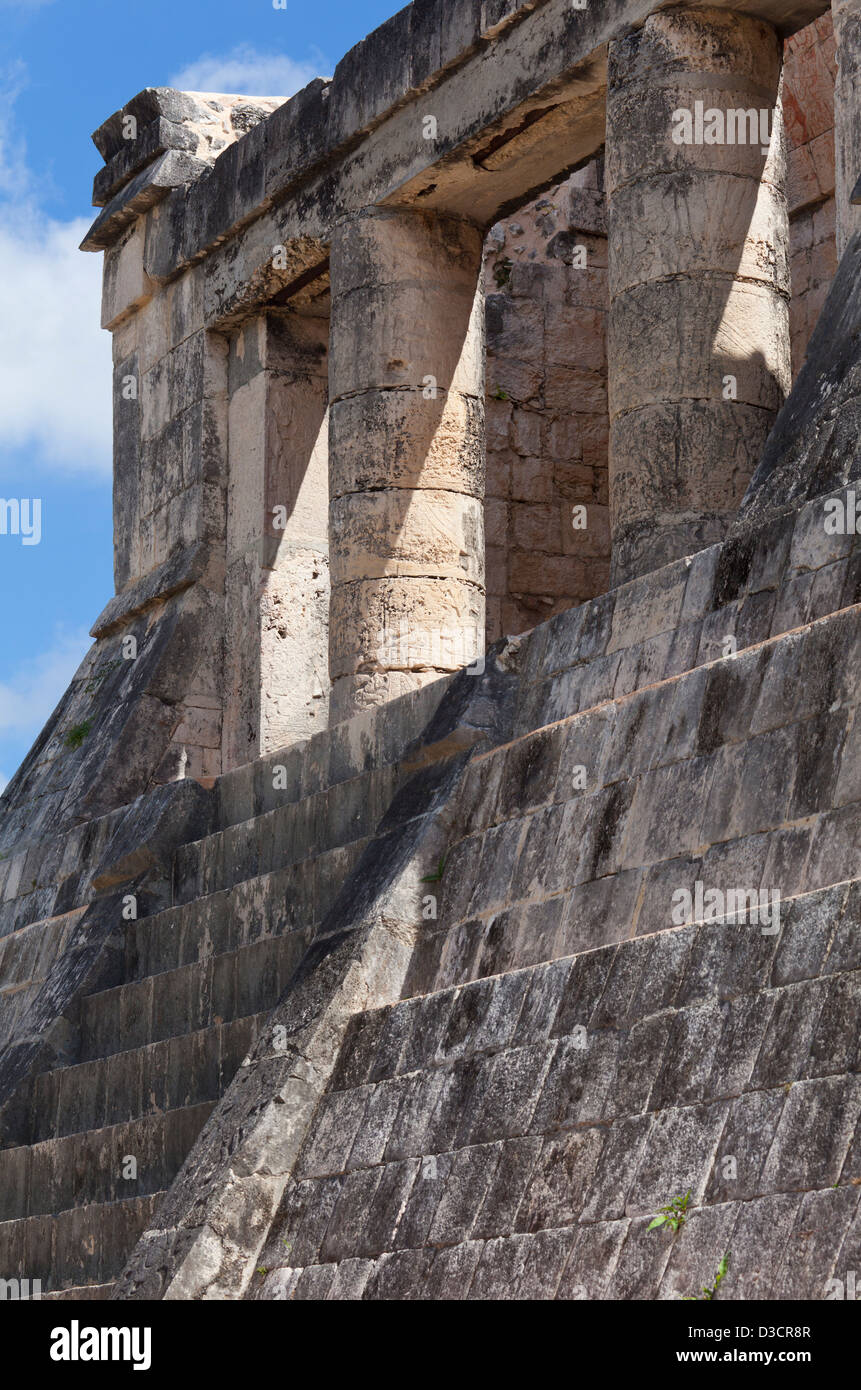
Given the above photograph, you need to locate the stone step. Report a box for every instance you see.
[20,1013,266,1148]
[124,845,363,984]
[513,487,861,741]
[0,804,126,943]
[212,675,447,833]
[0,907,88,1051]
[78,933,300,1063]
[404,603,861,999]
[172,763,397,906]
[0,1195,161,1290]
[250,879,861,1302]
[0,1102,215,1221]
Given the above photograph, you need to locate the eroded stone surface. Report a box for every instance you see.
[0,0,857,1306]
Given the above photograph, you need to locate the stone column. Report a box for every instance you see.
[833,0,861,257]
[606,6,791,585]
[327,207,485,721]
[223,310,330,766]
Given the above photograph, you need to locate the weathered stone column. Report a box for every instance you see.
[327,207,485,721]
[833,0,861,256]
[606,6,791,584]
[223,310,330,765]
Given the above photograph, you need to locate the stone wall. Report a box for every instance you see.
[484,161,610,641]
[784,12,839,376]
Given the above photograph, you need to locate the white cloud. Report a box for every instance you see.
[0,773,7,794]
[0,627,90,740]
[0,68,112,476]
[0,215,111,472]
[169,43,327,98]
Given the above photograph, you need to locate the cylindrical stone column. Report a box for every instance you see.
[327,207,485,721]
[833,0,861,258]
[606,6,791,585]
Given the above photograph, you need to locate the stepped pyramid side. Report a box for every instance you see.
[1,0,860,1301]
[112,475,861,1299]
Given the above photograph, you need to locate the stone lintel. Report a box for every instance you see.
[81,150,210,253]
[94,0,830,313]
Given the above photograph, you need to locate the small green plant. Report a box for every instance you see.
[647,1190,692,1234]
[421,855,447,884]
[492,386,509,401]
[683,1253,730,1301]
[493,257,512,288]
[64,720,93,750]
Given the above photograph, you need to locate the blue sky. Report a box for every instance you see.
[0,0,395,788]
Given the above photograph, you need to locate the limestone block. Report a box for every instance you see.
[611,401,774,568]
[329,490,484,586]
[183,394,229,488]
[329,668,451,725]
[265,310,329,377]
[329,577,485,681]
[262,79,332,199]
[222,554,262,768]
[330,281,484,399]
[101,222,154,331]
[609,174,790,296]
[136,291,170,375]
[222,311,330,765]
[542,303,606,372]
[265,373,329,547]
[609,277,791,416]
[139,417,184,520]
[607,8,784,193]
[330,207,483,301]
[81,149,211,253]
[140,358,170,443]
[111,314,138,366]
[167,268,204,351]
[608,77,786,193]
[329,209,484,401]
[227,319,266,393]
[329,391,484,498]
[259,551,331,751]
[167,330,206,415]
[113,350,142,591]
[226,373,266,556]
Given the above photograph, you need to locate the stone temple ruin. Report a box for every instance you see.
[1,0,860,1301]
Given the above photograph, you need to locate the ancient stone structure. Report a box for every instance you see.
[1,0,860,1302]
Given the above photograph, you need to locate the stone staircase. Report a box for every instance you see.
[0,840,360,1297]
[1,482,859,1299]
[251,877,861,1301]
[0,683,446,1298]
[243,588,861,1298]
[109,481,859,1300]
